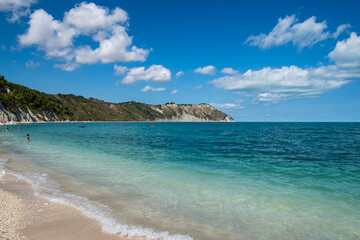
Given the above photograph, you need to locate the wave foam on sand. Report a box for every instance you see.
[0,158,192,240]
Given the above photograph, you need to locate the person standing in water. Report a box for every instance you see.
[6,125,8,131]
[26,134,30,143]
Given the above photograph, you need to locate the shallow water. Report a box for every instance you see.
[0,122,359,239]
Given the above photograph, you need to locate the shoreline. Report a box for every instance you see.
[2,119,235,125]
[0,153,192,240]
[0,171,140,240]
[1,123,359,239]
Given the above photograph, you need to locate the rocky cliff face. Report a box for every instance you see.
[0,100,233,124]
[151,103,233,122]
[0,77,234,124]
[0,100,58,124]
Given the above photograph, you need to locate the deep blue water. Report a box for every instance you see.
[0,122,359,239]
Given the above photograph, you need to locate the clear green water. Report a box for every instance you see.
[0,122,359,239]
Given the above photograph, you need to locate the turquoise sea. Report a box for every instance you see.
[0,122,359,239]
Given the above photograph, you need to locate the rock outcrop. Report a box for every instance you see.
[0,100,58,124]
[0,77,234,124]
[151,103,233,122]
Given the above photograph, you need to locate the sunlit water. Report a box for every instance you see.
[0,122,359,239]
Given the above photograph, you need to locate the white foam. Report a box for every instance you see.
[0,158,192,240]
[0,158,8,177]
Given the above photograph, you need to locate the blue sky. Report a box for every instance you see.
[0,0,359,121]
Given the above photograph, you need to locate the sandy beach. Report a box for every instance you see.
[0,171,141,240]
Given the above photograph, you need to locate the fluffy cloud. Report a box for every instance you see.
[121,65,171,84]
[63,2,128,33]
[210,64,358,103]
[171,90,178,94]
[18,2,149,71]
[220,67,239,75]
[19,9,75,49]
[74,26,148,64]
[194,65,216,75]
[328,32,360,68]
[245,15,348,50]
[141,85,166,92]
[176,71,184,78]
[220,24,360,103]
[0,0,37,22]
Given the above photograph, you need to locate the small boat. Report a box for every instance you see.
[78,126,86,128]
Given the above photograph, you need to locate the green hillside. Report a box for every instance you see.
[0,75,233,122]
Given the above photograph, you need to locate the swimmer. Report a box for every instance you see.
[6,125,8,132]
[26,134,30,142]
[151,122,155,127]
[17,127,20,131]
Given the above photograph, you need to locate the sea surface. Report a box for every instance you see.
[0,122,359,239]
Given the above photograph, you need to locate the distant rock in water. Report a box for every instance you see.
[0,76,234,124]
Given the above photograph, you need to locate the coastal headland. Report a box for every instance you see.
[0,76,233,124]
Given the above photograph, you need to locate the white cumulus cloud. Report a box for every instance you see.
[63,2,128,34]
[121,65,171,84]
[74,26,148,64]
[19,9,75,49]
[210,64,357,103]
[171,90,178,94]
[194,65,216,75]
[0,0,37,22]
[141,85,166,92]
[221,25,360,103]
[18,2,149,71]
[245,15,348,50]
[328,32,360,68]
[220,67,239,75]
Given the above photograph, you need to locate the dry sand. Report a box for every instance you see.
[0,172,143,240]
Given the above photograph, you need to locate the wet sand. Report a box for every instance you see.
[0,172,143,240]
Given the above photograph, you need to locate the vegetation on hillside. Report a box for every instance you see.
[0,75,232,121]
[0,75,73,118]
